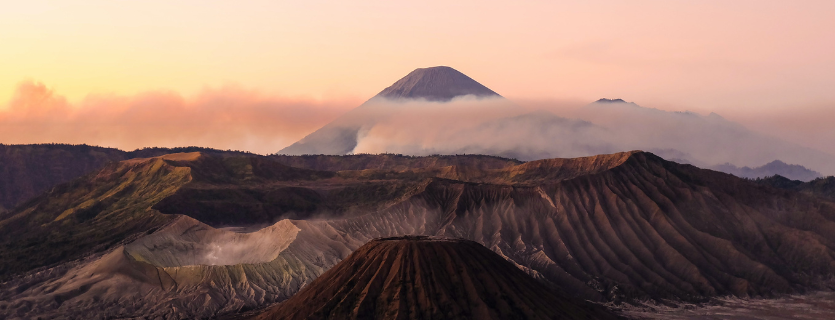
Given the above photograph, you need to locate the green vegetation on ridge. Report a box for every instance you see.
[0,157,191,280]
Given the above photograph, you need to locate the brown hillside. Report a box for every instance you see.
[0,144,127,210]
[0,144,254,211]
[255,236,620,320]
[4,151,835,319]
[270,153,521,172]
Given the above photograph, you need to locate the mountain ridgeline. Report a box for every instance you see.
[755,174,835,202]
[0,144,254,211]
[3,150,835,319]
[710,160,823,182]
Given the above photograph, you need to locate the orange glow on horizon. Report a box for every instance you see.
[1,1,834,154]
[2,1,834,109]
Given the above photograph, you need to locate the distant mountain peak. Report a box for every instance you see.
[375,66,501,102]
[710,159,823,182]
[595,98,628,104]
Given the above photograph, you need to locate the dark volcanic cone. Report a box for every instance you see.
[255,236,621,320]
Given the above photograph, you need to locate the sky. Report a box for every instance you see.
[1,1,834,154]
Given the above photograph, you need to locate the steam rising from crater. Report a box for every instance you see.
[126,217,300,267]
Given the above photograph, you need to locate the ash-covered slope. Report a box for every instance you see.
[254,236,620,320]
[5,151,835,319]
[282,152,835,303]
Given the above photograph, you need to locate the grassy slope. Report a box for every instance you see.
[0,144,256,211]
[0,156,191,280]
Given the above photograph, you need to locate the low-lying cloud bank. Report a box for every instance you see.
[4,81,834,177]
[351,97,613,159]
[0,81,359,154]
[345,97,835,177]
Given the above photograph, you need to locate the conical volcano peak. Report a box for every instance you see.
[595,98,628,104]
[376,66,501,102]
[254,236,621,320]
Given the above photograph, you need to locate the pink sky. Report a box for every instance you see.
[1,1,833,154]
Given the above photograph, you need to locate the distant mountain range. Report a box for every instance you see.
[755,175,835,202]
[278,66,835,177]
[710,160,822,181]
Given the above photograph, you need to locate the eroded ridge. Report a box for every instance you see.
[4,151,835,319]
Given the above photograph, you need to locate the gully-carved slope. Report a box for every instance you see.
[254,236,621,320]
[2,151,835,319]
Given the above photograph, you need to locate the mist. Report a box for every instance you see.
[351,97,608,159]
[4,80,834,176]
[0,81,359,154]
[347,97,835,176]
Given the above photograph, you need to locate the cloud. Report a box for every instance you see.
[718,104,835,157]
[0,81,359,154]
[348,97,835,175]
[350,97,617,159]
[4,81,834,176]
[352,96,523,154]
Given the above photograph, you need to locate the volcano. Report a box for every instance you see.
[5,150,835,319]
[376,66,500,102]
[252,236,620,320]
[278,66,503,155]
